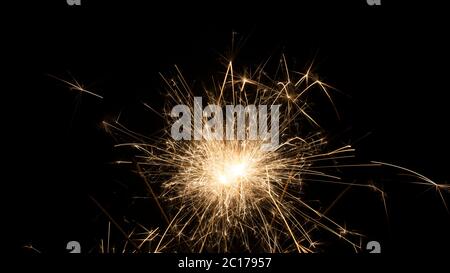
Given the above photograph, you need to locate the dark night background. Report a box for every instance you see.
[3,0,450,259]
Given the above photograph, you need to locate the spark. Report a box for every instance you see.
[372,161,449,212]
[48,74,103,99]
[23,243,41,254]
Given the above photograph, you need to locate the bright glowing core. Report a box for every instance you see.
[216,161,249,186]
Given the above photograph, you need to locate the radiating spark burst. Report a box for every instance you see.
[104,56,372,253]
[55,54,449,253]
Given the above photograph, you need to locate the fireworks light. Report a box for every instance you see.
[52,53,448,254]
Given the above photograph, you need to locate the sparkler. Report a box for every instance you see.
[102,56,372,253]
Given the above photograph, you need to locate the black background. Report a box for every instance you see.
[3,0,450,258]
